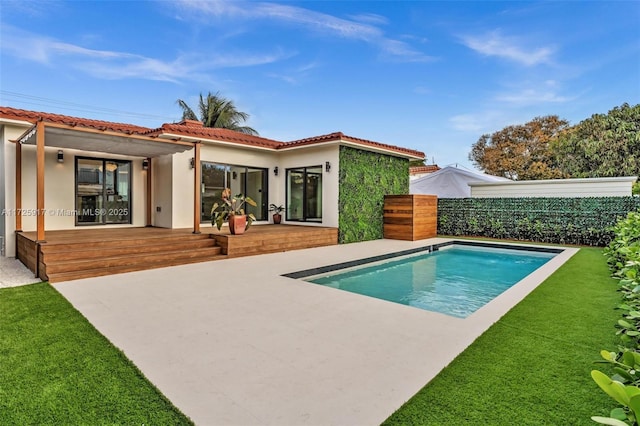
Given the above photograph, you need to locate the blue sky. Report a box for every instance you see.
[1,0,638,169]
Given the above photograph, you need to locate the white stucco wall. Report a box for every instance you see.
[152,154,174,228]
[171,143,282,229]
[18,146,148,232]
[279,145,340,228]
[1,122,29,257]
[0,120,150,257]
[470,177,638,198]
[167,143,340,229]
[170,149,196,229]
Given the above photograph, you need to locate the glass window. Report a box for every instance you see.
[201,162,268,222]
[286,166,323,222]
[76,158,131,225]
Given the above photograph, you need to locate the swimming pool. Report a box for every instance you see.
[288,242,560,318]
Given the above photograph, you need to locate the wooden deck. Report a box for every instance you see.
[16,225,338,283]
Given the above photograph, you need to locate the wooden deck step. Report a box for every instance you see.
[39,233,213,252]
[46,253,227,283]
[45,246,223,274]
[15,225,338,283]
[41,238,216,262]
[35,231,226,283]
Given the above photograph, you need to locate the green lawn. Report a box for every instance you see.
[0,282,192,425]
[0,248,621,425]
[384,247,621,425]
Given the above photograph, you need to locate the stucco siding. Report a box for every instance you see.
[152,154,174,228]
[2,122,30,256]
[18,146,148,231]
[279,145,340,228]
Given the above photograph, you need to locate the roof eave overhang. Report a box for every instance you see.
[158,132,280,152]
[18,122,194,157]
[0,117,34,128]
[279,139,424,160]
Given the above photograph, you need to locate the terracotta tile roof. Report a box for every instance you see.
[283,132,425,158]
[145,122,282,149]
[0,106,424,158]
[410,165,441,175]
[0,106,151,134]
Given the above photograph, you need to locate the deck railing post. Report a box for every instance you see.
[193,142,201,234]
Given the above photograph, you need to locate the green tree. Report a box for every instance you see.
[469,115,569,180]
[550,103,640,179]
[176,92,258,135]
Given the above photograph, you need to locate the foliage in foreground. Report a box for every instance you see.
[594,211,640,425]
[0,283,192,425]
[384,248,619,425]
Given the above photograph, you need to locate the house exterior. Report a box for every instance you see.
[0,106,424,258]
[409,164,440,180]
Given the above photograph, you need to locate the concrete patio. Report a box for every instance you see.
[55,238,577,425]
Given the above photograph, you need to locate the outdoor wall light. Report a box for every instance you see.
[274,166,279,176]
[57,150,64,163]
[232,171,238,180]
[142,159,149,170]
[189,157,195,169]
[325,161,331,172]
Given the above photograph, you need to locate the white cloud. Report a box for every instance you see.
[460,30,555,66]
[495,89,572,105]
[175,0,432,62]
[449,110,516,134]
[380,40,435,62]
[348,13,389,26]
[0,24,289,82]
[494,80,574,106]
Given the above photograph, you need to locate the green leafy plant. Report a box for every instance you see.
[211,188,257,230]
[591,370,640,425]
[338,146,409,244]
[594,211,640,424]
[268,204,285,214]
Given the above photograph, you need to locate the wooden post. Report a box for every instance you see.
[15,140,22,231]
[193,143,201,234]
[36,121,45,242]
[146,157,152,227]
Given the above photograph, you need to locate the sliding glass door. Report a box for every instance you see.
[76,157,131,224]
[201,162,268,222]
[286,166,322,222]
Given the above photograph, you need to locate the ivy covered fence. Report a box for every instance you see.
[438,197,640,246]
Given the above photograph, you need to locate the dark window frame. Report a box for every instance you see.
[285,166,323,223]
[74,156,132,226]
[200,161,269,223]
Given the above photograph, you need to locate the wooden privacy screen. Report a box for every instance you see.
[383,194,437,241]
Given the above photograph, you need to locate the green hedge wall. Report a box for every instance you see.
[338,146,409,243]
[438,197,640,246]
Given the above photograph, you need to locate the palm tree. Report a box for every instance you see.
[176,92,258,135]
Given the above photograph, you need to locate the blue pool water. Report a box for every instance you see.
[308,245,556,318]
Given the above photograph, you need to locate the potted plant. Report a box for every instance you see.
[269,204,286,224]
[211,188,257,235]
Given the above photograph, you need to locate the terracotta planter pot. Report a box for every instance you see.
[228,214,247,235]
[272,213,282,224]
